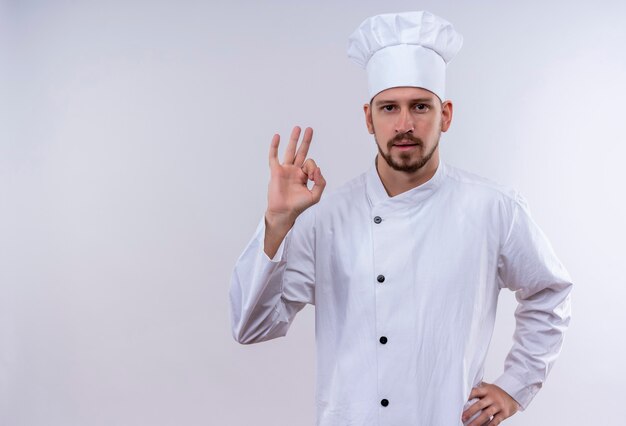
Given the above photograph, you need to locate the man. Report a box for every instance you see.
[230,11,572,426]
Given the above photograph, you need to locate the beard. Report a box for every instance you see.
[375,130,440,174]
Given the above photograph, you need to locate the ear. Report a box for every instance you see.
[363,103,374,134]
[441,100,453,132]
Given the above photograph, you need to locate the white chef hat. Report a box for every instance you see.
[347,11,463,101]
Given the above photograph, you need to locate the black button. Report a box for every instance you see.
[377,275,385,283]
[373,216,382,224]
[381,399,389,407]
[379,336,388,344]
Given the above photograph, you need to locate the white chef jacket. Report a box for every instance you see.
[230,159,572,426]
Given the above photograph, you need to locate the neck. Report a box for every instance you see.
[375,152,440,197]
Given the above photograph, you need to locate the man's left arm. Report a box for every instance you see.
[463,193,573,425]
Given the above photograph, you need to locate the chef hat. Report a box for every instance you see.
[347,11,463,101]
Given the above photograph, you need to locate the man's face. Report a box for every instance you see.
[364,86,452,175]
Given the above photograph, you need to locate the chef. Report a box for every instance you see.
[230,11,572,426]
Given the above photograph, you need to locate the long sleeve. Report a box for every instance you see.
[493,193,573,410]
[229,208,316,344]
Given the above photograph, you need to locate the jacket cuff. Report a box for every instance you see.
[493,371,540,411]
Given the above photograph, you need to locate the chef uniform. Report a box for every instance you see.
[230,11,572,426]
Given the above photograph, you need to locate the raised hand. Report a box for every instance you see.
[264,126,326,258]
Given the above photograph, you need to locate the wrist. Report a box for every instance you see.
[263,211,296,260]
[265,211,297,233]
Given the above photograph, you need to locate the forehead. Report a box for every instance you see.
[372,86,438,105]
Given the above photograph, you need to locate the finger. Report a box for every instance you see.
[462,403,481,422]
[462,398,491,423]
[301,158,318,178]
[469,386,489,400]
[269,133,280,167]
[283,126,301,164]
[468,406,498,426]
[294,127,313,166]
[486,414,505,426]
[310,167,326,203]
[467,412,490,426]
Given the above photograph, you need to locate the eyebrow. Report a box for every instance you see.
[373,98,434,106]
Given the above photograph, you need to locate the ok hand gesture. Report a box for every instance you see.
[264,126,326,257]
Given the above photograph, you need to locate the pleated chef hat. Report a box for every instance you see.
[347,11,463,101]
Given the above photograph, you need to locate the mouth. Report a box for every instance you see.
[392,137,420,145]
[392,140,420,150]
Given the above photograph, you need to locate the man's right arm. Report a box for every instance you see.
[229,126,326,344]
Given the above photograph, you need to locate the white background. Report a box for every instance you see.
[1,0,625,425]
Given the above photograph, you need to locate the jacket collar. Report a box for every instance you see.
[365,156,446,209]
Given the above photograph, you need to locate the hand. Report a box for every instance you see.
[462,382,520,426]
[263,126,326,258]
[266,126,326,227]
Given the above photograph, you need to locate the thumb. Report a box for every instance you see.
[310,167,326,202]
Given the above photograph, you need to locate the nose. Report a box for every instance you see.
[395,108,414,133]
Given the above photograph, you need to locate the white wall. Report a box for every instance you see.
[1,0,625,425]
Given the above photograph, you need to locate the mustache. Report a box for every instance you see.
[387,132,424,148]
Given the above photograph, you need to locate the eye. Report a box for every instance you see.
[381,105,396,112]
[414,103,429,112]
